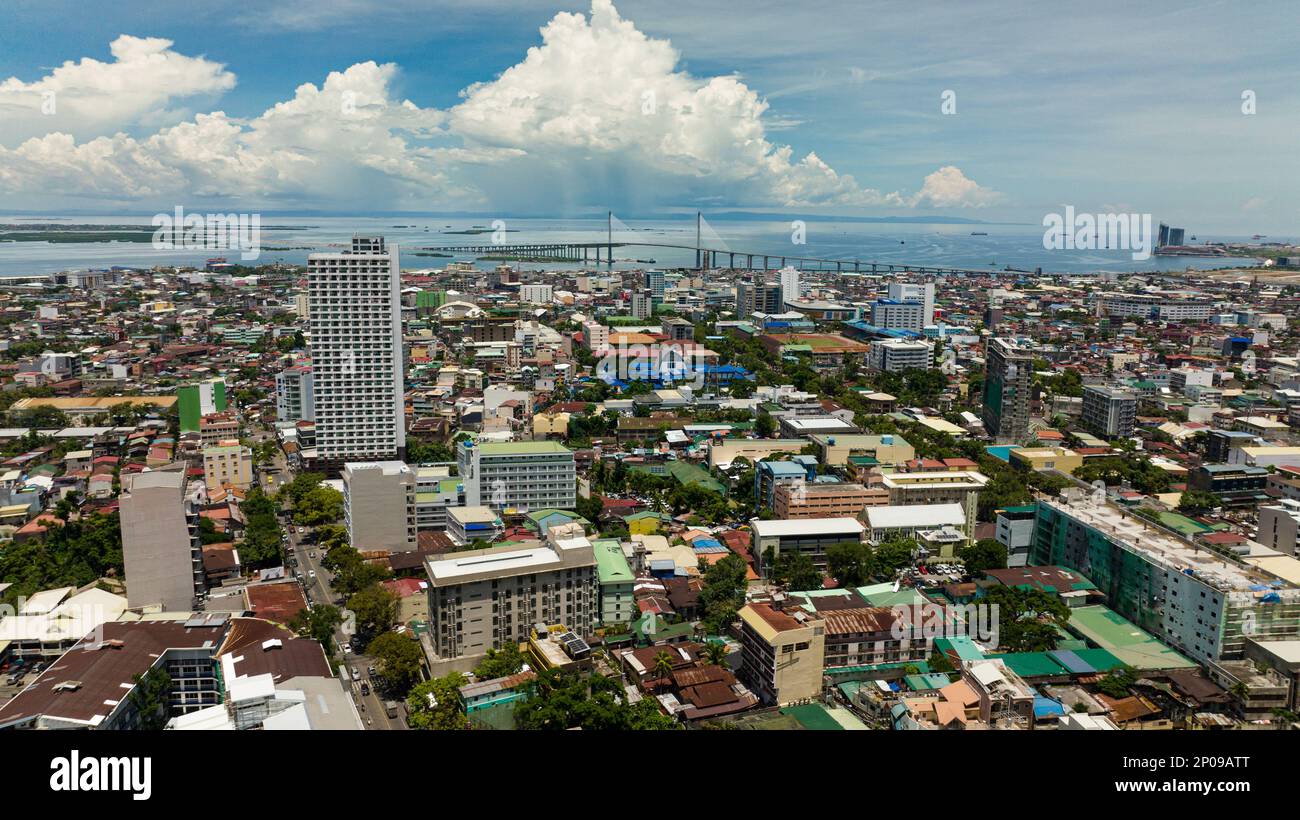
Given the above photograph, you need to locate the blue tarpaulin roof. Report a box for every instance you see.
[1034,695,1067,719]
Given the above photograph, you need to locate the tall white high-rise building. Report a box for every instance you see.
[778,266,801,307]
[308,236,405,463]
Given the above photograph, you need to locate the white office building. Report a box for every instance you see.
[888,282,935,326]
[307,236,405,463]
[870,339,932,372]
[458,440,576,514]
[871,299,927,333]
[520,284,553,305]
[778,266,802,308]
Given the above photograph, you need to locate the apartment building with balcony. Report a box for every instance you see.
[202,440,253,490]
[307,236,405,464]
[275,365,315,423]
[982,337,1032,443]
[1081,385,1137,438]
[424,534,598,661]
[458,439,576,515]
[737,602,825,706]
[1032,495,1300,665]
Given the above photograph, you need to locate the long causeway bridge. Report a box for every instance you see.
[416,240,1024,275]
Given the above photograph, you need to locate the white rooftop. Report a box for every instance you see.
[1045,497,1300,598]
[750,517,865,537]
[864,503,966,530]
[427,546,562,581]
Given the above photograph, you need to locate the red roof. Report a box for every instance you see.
[382,578,426,599]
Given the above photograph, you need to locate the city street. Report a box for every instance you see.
[274,461,406,731]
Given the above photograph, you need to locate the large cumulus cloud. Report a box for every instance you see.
[0,1,998,212]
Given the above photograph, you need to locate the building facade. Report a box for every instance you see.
[737,602,825,705]
[202,441,253,490]
[1081,385,1137,438]
[342,461,417,553]
[275,366,315,423]
[1032,497,1300,665]
[424,536,598,660]
[982,337,1033,443]
[458,440,576,515]
[307,236,405,463]
[121,469,204,611]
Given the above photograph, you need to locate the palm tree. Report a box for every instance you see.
[703,641,728,667]
[651,651,674,681]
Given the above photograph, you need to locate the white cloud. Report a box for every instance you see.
[0,1,999,213]
[0,35,236,144]
[902,165,1000,208]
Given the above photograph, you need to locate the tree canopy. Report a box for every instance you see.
[513,670,679,730]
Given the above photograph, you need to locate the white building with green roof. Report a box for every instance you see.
[592,538,634,626]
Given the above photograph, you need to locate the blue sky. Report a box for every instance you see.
[1,0,1297,232]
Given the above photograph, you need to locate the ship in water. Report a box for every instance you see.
[970,231,988,236]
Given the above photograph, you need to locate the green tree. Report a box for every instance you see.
[698,553,748,634]
[367,632,425,696]
[238,487,284,567]
[984,585,1071,652]
[473,643,527,680]
[288,604,343,653]
[575,492,604,525]
[873,537,916,579]
[0,512,123,602]
[347,584,399,639]
[702,641,729,667]
[959,539,1008,577]
[928,649,956,675]
[514,670,678,730]
[826,540,874,587]
[1095,667,1137,699]
[1177,490,1220,514]
[294,485,343,526]
[770,550,822,591]
[406,673,469,730]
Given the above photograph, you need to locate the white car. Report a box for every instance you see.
[308,570,316,579]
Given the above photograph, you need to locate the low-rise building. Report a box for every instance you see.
[750,517,866,574]
[202,440,253,489]
[773,482,876,519]
[737,602,825,705]
[446,505,504,546]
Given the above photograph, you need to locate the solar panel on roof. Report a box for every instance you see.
[1048,649,1095,675]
